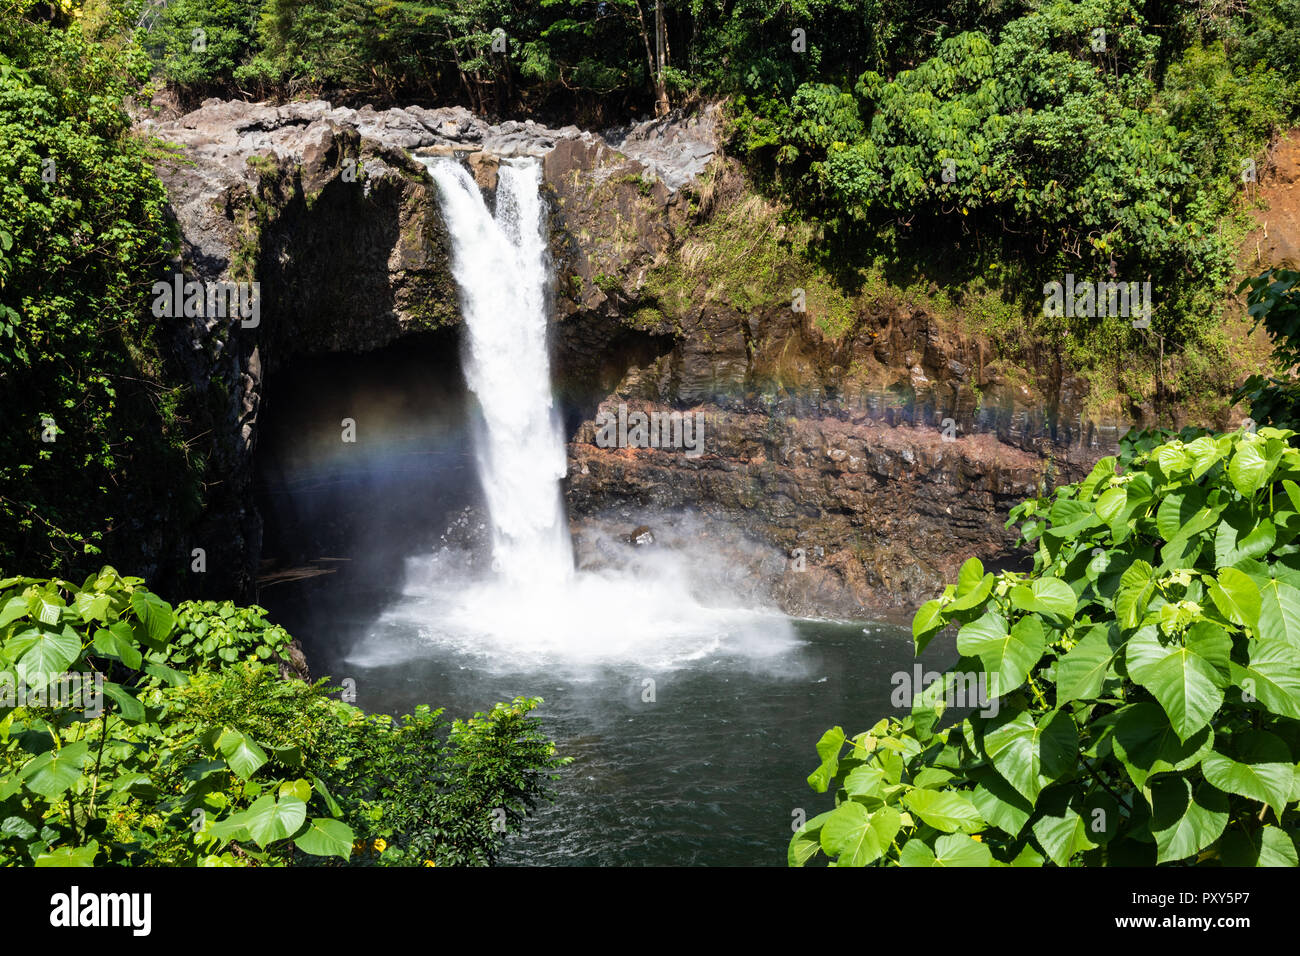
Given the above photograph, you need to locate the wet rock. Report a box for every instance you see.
[619,525,656,546]
[465,150,499,191]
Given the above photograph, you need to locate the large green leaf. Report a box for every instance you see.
[1009,578,1077,620]
[956,558,984,596]
[1111,703,1213,788]
[311,775,343,818]
[1031,789,1097,867]
[143,661,187,686]
[129,589,173,646]
[1184,621,1232,685]
[1116,561,1156,628]
[1095,486,1128,529]
[913,600,945,654]
[0,596,29,629]
[970,768,1034,837]
[819,802,900,866]
[957,611,1042,696]
[1125,628,1223,740]
[1228,440,1271,495]
[947,573,994,614]
[1216,509,1275,567]
[241,793,308,849]
[1055,623,1120,702]
[902,788,984,834]
[101,682,144,722]
[788,811,834,866]
[1185,435,1225,479]
[1148,778,1228,864]
[294,817,355,861]
[807,726,846,793]
[899,832,993,867]
[34,840,99,867]
[1156,486,1207,542]
[1231,639,1300,719]
[217,728,268,781]
[22,742,89,798]
[1258,579,1300,650]
[843,763,887,799]
[15,626,81,691]
[1216,825,1299,867]
[73,590,111,623]
[1208,567,1262,632]
[1200,731,1294,814]
[91,621,142,670]
[29,590,63,627]
[982,709,1075,802]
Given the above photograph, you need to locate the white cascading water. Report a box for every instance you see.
[425,159,573,587]
[354,155,798,674]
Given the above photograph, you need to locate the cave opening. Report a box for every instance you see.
[252,327,478,604]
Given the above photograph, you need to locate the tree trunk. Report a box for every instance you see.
[633,1,670,117]
[446,27,477,112]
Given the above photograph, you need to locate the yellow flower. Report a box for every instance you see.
[971,834,983,842]
[423,859,437,867]
[373,838,387,853]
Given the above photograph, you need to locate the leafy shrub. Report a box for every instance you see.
[333,698,570,867]
[0,568,351,865]
[168,600,293,670]
[150,0,265,91]
[0,569,564,866]
[793,426,1300,866]
[1229,0,1300,121]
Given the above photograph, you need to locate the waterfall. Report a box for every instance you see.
[365,153,797,672]
[424,159,573,587]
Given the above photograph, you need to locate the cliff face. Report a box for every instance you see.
[141,97,1116,613]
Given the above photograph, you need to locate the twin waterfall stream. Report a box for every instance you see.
[423,159,573,587]
[394,155,794,668]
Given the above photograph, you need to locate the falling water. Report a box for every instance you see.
[368,154,798,672]
[425,159,573,587]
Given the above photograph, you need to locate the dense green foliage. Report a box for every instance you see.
[793,425,1300,866]
[0,5,206,582]
[137,0,1012,117]
[734,0,1292,348]
[0,569,566,866]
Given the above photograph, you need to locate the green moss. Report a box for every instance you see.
[245,153,279,178]
[618,172,655,197]
[593,272,622,294]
